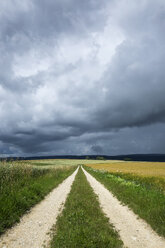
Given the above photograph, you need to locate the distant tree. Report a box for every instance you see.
[124,157,131,161]
[96,156,105,160]
[85,156,90,160]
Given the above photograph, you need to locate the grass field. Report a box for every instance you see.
[85,165,165,237]
[23,159,112,168]
[51,167,123,248]
[0,160,76,235]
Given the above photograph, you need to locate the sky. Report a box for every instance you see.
[0,0,165,156]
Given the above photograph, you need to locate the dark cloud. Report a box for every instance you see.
[91,145,103,154]
[0,0,165,156]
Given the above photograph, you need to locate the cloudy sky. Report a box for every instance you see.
[0,0,165,156]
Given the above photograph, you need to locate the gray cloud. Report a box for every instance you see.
[0,0,165,156]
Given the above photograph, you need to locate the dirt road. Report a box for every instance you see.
[82,167,165,248]
[0,167,79,248]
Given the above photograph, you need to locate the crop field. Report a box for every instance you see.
[87,161,165,178]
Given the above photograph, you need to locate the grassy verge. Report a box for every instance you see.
[0,162,75,235]
[105,171,165,193]
[50,167,123,248]
[85,166,165,237]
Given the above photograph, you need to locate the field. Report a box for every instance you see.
[87,161,165,178]
[1,159,165,247]
[23,159,112,168]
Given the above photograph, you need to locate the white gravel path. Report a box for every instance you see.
[0,167,79,248]
[82,167,165,248]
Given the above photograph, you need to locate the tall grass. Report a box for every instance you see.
[0,161,75,235]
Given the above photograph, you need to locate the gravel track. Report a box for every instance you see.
[82,167,165,248]
[0,167,79,248]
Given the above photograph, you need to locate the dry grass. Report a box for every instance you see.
[87,161,165,178]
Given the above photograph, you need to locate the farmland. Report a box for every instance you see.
[1,159,165,247]
[87,161,165,178]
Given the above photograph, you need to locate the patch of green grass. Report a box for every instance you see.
[51,167,123,248]
[29,162,53,166]
[85,166,165,237]
[0,162,75,235]
[107,172,165,193]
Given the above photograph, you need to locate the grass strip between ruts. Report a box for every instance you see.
[0,165,75,235]
[51,167,123,248]
[85,166,165,237]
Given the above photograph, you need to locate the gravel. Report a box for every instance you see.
[82,167,165,248]
[0,167,78,248]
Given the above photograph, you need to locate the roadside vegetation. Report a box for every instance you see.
[0,161,75,235]
[51,167,123,248]
[85,166,165,237]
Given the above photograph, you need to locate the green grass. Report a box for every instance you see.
[85,166,165,237]
[51,167,123,248]
[106,171,165,193]
[0,162,75,235]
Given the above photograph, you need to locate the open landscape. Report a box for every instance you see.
[1,0,165,247]
[0,158,165,247]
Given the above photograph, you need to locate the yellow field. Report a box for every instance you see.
[87,161,165,178]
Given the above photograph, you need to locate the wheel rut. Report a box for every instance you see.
[0,167,79,248]
[82,167,165,248]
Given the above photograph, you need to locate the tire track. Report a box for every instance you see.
[82,167,165,248]
[0,167,79,248]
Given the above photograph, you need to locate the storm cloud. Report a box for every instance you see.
[0,0,165,156]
